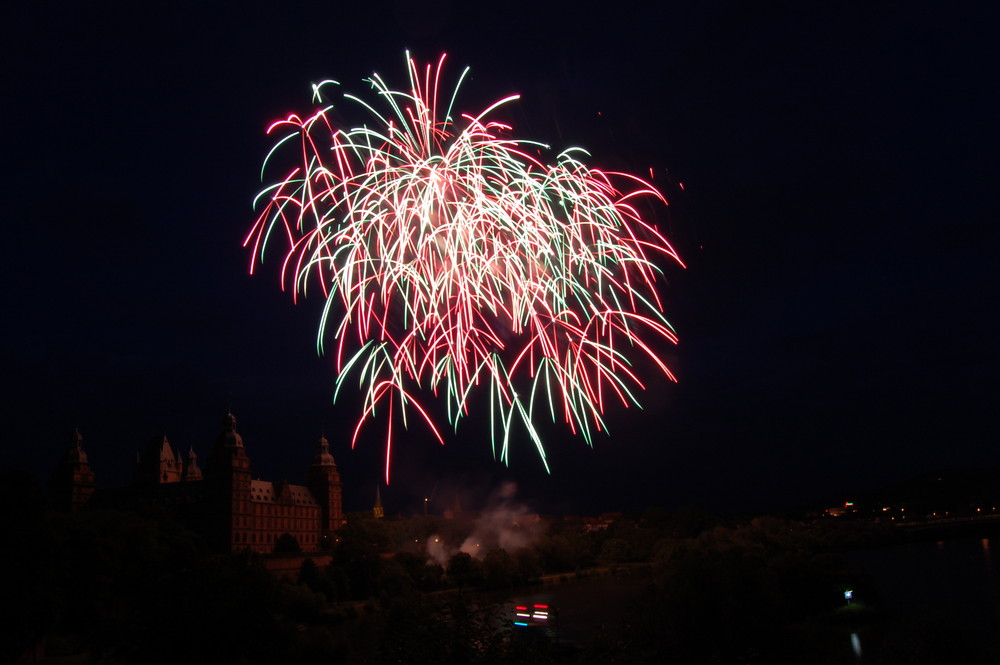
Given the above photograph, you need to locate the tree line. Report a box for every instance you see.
[4,467,997,664]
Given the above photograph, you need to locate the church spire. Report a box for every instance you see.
[373,484,384,519]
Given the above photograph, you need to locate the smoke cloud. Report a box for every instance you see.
[426,482,546,568]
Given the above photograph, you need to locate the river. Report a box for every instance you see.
[503,569,652,644]
[495,538,1000,658]
[849,535,1000,631]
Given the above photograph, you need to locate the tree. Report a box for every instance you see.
[333,531,382,599]
[394,550,444,592]
[297,557,337,602]
[599,538,633,565]
[482,548,518,588]
[446,551,483,588]
[513,548,543,584]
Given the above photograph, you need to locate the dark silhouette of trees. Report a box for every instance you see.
[330,529,383,600]
[0,468,57,663]
[393,550,444,591]
[482,547,518,588]
[446,551,483,588]
[298,557,338,602]
[513,547,543,583]
[15,467,996,664]
[598,537,634,565]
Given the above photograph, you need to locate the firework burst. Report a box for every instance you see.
[245,53,684,480]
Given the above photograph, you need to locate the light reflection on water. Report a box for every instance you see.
[499,571,652,644]
[850,632,862,664]
[492,538,1000,657]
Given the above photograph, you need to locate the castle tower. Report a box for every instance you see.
[183,446,202,481]
[134,435,183,485]
[205,412,252,551]
[51,429,96,512]
[307,434,344,541]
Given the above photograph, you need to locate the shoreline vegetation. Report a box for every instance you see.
[5,467,1000,664]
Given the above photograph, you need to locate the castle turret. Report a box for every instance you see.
[308,434,344,540]
[183,446,202,481]
[206,412,252,551]
[135,435,182,485]
[51,429,96,512]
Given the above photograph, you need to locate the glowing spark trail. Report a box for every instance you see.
[245,53,684,481]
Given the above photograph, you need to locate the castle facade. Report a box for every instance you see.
[51,412,344,554]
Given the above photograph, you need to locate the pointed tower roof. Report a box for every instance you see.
[142,434,177,464]
[135,434,182,484]
[373,484,384,519]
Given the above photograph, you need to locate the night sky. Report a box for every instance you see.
[4,1,996,516]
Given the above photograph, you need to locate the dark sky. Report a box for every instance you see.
[3,1,996,516]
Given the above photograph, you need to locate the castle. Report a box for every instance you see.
[51,412,344,554]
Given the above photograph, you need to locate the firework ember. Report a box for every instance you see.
[245,53,684,480]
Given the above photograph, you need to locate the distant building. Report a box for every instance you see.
[50,412,344,553]
[824,501,859,518]
[582,512,622,532]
